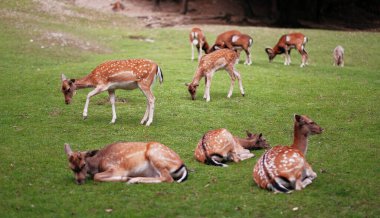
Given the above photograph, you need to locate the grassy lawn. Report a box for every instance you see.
[0,1,379,217]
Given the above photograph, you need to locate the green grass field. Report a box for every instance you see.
[0,1,379,217]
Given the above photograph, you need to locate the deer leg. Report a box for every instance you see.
[139,85,155,126]
[244,48,252,65]
[127,168,174,184]
[298,45,308,67]
[83,87,103,120]
[198,42,203,62]
[229,66,245,97]
[203,77,207,99]
[225,66,236,98]
[204,75,213,102]
[108,90,117,124]
[94,169,130,182]
[191,43,195,61]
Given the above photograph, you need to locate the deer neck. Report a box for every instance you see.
[192,71,203,85]
[234,137,256,149]
[291,124,308,155]
[74,76,96,89]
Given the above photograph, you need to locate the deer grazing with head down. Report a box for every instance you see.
[265,32,308,67]
[64,142,188,185]
[190,27,210,62]
[253,115,323,193]
[61,59,163,126]
[333,45,344,67]
[194,128,270,167]
[185,49,245,102]
[209,30,253,65]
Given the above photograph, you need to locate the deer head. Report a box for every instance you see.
[61,74,76,104]
[64,143,98,185]
[245,131,271,150]
[294,114,324,136]
[265,48,275,62]
[185,83,199,100]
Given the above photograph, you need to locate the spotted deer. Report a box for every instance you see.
[61,59,163,126]
[190,27,210,62]
[253,115,323,193]
[185,49,245,102]
[265,33,308,67]
[194,128,270,167]
[333,45,344,67]
[64,142,188,185]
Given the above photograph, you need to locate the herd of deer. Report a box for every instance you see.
[61,27,331,193]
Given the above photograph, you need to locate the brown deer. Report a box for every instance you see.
[189,27,210,62]
[209,30,242,52]
[194,128,270,167]
[333,45,344,67]
[64,142,188,185]
[253,115,323,193]
[265,33,308,67]
[61,59,163,126]
[185,49,245,102]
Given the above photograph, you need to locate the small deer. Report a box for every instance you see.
[333,45,344,67]
[210,30,253,65]
[190,27,210,62]
[61,59,163,126]
[194,128,270,167]
[253,115,323,193]
[185,49,245,102]
[64,142,188,185]
[265,33,308,67]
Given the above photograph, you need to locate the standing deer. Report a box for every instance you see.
[265,33,309,67]
[190,27,210,62]
[64,142,188,185]
[61,59,163,126]
[194,128,270,167]
[333,45,344,67]
[185,49,245,102]
[253,115,323,193]
[209,30,242,52]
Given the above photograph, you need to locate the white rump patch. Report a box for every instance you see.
[286,35,290,42]
[232,35,239,43]
[192,39,199,45]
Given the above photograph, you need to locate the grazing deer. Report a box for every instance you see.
[64,142,188,185]
[253,115,323,193]
[190,27,210,62]
[333,45,344,67]
[185,49,245,102]
[209,30,242,52]
[194,128,270,167]
[61,59,163,126]
[265,33,309,67]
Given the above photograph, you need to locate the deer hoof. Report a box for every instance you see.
[83,116,88,120]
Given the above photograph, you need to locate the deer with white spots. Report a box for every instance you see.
[253,115,323,193]
[194,128,270,167]
[333,45,344,67]
[61,59,163,126]
[265,33,308,67]
[185,49,245,102]
[190,27,210,62]
[210,30,253,65]
[64,142,188,185]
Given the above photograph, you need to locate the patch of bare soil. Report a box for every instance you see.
[74,0,247,28]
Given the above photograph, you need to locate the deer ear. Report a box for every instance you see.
[265,48,272,54]
[61,74,67,81]
[246,130,253,138]
[69,79,75,85]
[86,149,99,157]
[259,133,263,138]
[185,83,190,86]
[294,114,304,124]
[64,143,73,157]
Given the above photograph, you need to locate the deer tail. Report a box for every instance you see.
[156,66,163,84]
[172,164,188,183]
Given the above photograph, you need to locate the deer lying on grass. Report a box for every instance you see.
[333,45,344,67]
[61,59,163,126]
[253,115,323,193]
[190,27,210,62]
[185,49,245,102]
[209,30,253,65]
[265,33,308,67]
[64,142,188,185]
[194,128,270,167]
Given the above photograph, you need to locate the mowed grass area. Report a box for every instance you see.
[0,1,379,217]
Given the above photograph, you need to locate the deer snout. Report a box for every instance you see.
[75,179,85,185]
